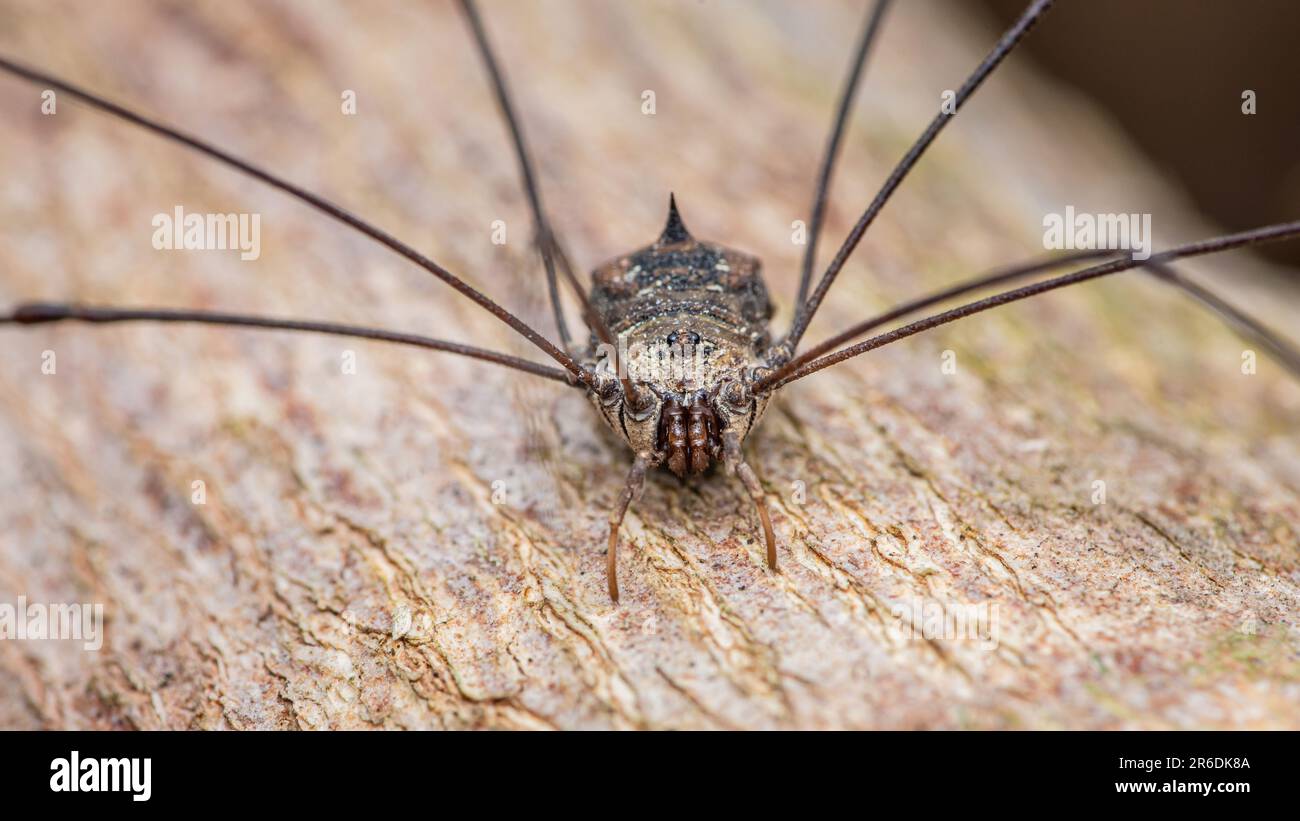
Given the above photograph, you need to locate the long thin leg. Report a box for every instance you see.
[0,55,593,385]
[795,0,893,311]
[550,234,643,406]
[784,0,1055,355]
[723,431,776,571]
[756,220,1300,391]
[550,236,598,335]
[456,2,644,405]
[769,250,1300,388]
[1145,262,1300,380]
[0,302,576,383]
[458,0,571,352]
[607,452,652,603]
[770,249,1115,387]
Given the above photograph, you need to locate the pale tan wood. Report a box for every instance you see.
[0,0,1297,729]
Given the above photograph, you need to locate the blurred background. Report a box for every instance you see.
[970,0,1300,267]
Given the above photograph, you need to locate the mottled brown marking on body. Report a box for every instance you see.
[588,196,773,350]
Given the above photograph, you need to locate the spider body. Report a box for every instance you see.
[584,197,776,480]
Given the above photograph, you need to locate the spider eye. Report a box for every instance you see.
[667,330,701,347]
[724,381,747,407]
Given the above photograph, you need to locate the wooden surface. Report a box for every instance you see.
[1,0,1298,729]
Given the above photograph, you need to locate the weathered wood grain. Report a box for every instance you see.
[0,0,1297,729]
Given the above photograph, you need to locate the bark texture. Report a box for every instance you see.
[1,0,1298,730]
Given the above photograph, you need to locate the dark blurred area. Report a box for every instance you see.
[970,0,1300,269]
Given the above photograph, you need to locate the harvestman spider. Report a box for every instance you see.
[2,0,1298,602]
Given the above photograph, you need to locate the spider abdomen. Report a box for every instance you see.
[588,197,773,352]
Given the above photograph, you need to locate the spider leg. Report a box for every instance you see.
[607,452,653,603]
[723,431,776,571]
[1144,262,1300,380]
[756,221,1300,391]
